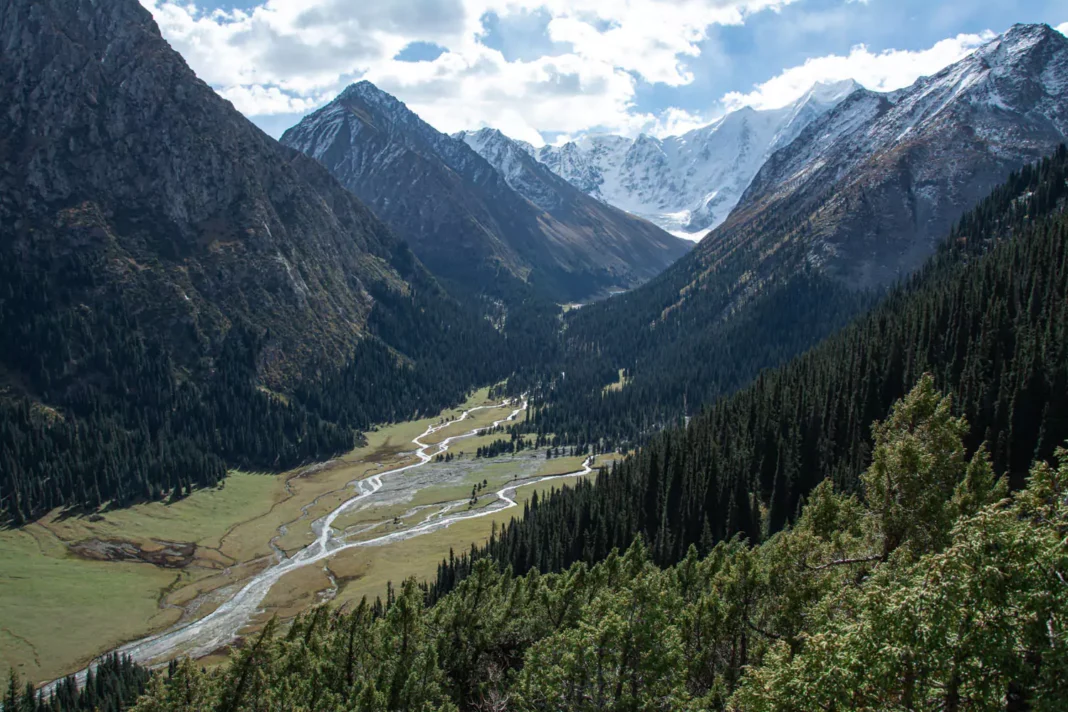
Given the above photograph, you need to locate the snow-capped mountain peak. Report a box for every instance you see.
[726,22,1068,290]
[532,81,859,238]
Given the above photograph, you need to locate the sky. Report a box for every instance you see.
[143,0,1068,146]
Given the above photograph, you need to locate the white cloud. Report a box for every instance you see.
[721,31,995,111]
[1057,22,1068,36]
[218,85,325,115]
[142,0,798,140]
[143,0,1014,144]
[646,108,710,137]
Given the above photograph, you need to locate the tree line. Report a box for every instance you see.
[6,654,149,712]
[0,242,547,524]
[111,381,1068,710]
[434,145,1068,593]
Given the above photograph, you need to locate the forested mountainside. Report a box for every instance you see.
[280,83,690,304]
[519,24,1068,447]
[533,79,858,236]
[0,0,525,524]
[79,384,1068,711]
[444,146,1068,588]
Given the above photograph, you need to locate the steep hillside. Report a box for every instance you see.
[0,0,416,389]
[455,127,691,283]
[483,146,1068,578]
[529,25,1068,444]
[281,83,690,302]
[536,80,857,237]
[719,22,1068,291]
[0,0,510,522]
[101,387,1068,712]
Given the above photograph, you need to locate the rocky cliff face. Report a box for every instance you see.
[281,83,690,302]
[0,0,414,387]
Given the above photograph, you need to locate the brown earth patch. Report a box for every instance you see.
[69,538,196,568]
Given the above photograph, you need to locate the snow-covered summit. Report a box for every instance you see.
[728,22,1068,289]
[532,80,860,238]
[282,81,692,302]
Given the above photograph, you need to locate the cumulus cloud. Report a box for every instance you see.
[143,0,1014,144]
[142,0,798,141]
[721,31,995,111]
[218,85,325,115]
[647,108,711,137]
[1057,22,1068,36]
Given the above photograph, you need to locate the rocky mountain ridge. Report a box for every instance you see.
[719,21,1068,291]
[281,82,691,303]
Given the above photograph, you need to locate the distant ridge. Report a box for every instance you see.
[281,82,691,303]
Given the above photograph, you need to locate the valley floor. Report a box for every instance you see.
[0,388,617,687]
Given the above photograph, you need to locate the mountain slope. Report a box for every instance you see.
[0,0,510,522]
[467,144,1068,584]
[718,22,1068,291]
[120,149,1068,712]
[281,83,690,302]
[0,0,410,388]
[455,127,693,281]
[535,80,857,237]
[524,24,1068,446]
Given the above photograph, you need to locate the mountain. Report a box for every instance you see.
[535,79,858,237]
[121,148,1068,712]
[491,147,1068,580]
[280,83,690,302]
[0,0,513,522]
[0,0,414,388]
[454,127,692,280]
[521,24,1068,447]
[723,22,1068,290]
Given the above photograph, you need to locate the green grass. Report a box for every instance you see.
[0,527,179,687]
[39,473,283,552]
[423,403,517,445]
[0,386,539,685]
[329,468,592,608]
[328,453,544,535]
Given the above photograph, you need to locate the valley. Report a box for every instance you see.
[2,1,1067,709]
[1,388,616,688]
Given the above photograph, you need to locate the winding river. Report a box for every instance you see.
[43,397,593,693]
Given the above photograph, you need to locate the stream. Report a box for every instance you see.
[41,397,593,693]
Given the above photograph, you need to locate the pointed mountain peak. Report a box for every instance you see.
[472,127,508,143]
[456,127,514,150]
[1002,22,1060,43]
[801,79,860,105]
[337,80,409,115]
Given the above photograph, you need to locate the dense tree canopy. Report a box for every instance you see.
[433,147,1068,592]
[0,249,548,523]
[122,382,1068,711]
[6,654,149,712]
